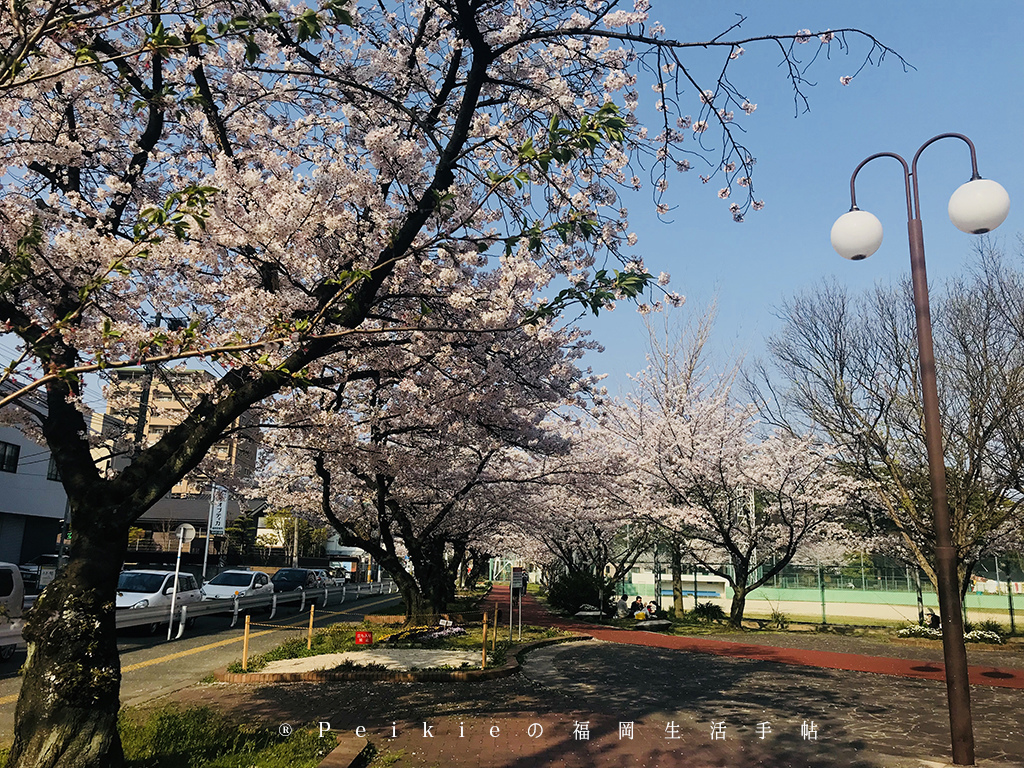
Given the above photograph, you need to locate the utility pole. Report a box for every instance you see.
[292,516,299,568]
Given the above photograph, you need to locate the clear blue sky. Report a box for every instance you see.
[579,1,1024,392]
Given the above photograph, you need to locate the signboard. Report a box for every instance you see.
[354,631,373,645]
[175,523,196,543]
[511,567,527,590]
[209,486,229,536]
[38,565,57,589]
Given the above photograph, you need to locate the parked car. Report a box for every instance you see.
[202,569,272,600]
[311,568,333,587]
[115,570,203,633]
[0,562,24,661]
[270,568,318,592]
[18,553,66,592]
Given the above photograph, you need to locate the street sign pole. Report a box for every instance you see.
[168,524,195,641]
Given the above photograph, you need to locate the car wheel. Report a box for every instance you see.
[144,621,161,636]
[185,616,197,629]
[0,644,16,662]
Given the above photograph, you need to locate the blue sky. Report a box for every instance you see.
[579,0,1024,392]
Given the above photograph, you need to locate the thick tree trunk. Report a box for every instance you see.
[671,545,684,617]
[729,584,748,628]
[393,546,452,625]
[6,518,127,768]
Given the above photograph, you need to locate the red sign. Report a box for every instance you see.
[354,631,373,645]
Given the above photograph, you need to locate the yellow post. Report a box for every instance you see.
[307,605,315,650]
[481,613,488,670]
[242,614,251,672]
[492,603,498,653]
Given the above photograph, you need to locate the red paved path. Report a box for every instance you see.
[484,585,1024,690]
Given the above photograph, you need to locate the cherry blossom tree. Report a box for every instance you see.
[0,2,904,765]
[511,423,655,610]
[602,312,860,625]
[255,297,591,623]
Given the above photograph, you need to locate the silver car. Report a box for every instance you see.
[202,569,272,600]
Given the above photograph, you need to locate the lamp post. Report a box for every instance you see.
[830,133,1010,767]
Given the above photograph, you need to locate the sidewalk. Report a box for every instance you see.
[164,587,1024,767]
[484,586,1024,689]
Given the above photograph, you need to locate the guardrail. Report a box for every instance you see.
[1,580,396,649]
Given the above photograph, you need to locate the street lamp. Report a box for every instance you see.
[830,133,1010,767]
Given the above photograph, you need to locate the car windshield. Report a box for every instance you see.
[209,572,252,587]
[272,569,305,582]
[117,572,166,593]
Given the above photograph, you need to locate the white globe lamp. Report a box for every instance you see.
[831,209,884,261]
[947,178,1010,234]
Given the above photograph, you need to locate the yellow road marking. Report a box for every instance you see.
[0,592,399,705]
[120,629,276,673]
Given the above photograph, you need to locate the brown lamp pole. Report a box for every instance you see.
[830,133,1011,767]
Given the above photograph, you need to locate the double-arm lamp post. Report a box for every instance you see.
[830,133,1010,766]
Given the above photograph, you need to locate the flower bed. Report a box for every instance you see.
[896,624,1004,644]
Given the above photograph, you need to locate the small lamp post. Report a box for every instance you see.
[830,133,1010,767]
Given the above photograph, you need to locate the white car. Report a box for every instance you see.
[116,570,203,632]
[202,569,272,600]
[0,562,24,661]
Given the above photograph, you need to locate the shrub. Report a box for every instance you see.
[546,572,606,614]
[692,601,726,623]
[976,619,1005,637]
[767,609,789,631]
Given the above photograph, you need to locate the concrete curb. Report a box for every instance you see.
[317,734,371,768]
[213,633,589,684]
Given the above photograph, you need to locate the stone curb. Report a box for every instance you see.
[213,633,589,684]
[317,734,371,768]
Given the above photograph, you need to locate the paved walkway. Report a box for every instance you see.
[484,586,1024,689]
[162,588,1024,767]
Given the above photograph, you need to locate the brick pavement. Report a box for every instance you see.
[165,586,1023,767]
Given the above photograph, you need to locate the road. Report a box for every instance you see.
[0,589,402,744]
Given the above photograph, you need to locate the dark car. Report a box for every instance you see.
[270,568,317,592]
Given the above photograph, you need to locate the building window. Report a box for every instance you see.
[47,456,61,481]
[0,441,19,473]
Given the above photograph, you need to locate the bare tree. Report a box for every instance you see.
[754,251,1024,596]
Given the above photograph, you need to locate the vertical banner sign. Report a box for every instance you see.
[210,486,229,535]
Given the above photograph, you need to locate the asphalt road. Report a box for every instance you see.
[0,589,402,744]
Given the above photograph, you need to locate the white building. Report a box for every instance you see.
[0,426,67,564]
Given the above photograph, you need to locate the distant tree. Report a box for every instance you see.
[604,312,859,626]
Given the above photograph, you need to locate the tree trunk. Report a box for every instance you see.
[729,584,748,628]
[671,544,684,617]
[6,518,128,768]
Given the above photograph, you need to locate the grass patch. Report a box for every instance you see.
[229,624,362,673]
[366,745,405,767]
[88,705,337,768]
[0,745,8,764]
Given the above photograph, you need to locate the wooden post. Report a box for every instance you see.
[242,614,251,672]
[307,605,315,650]
[481,613,488,670]
[492,603,498,652]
